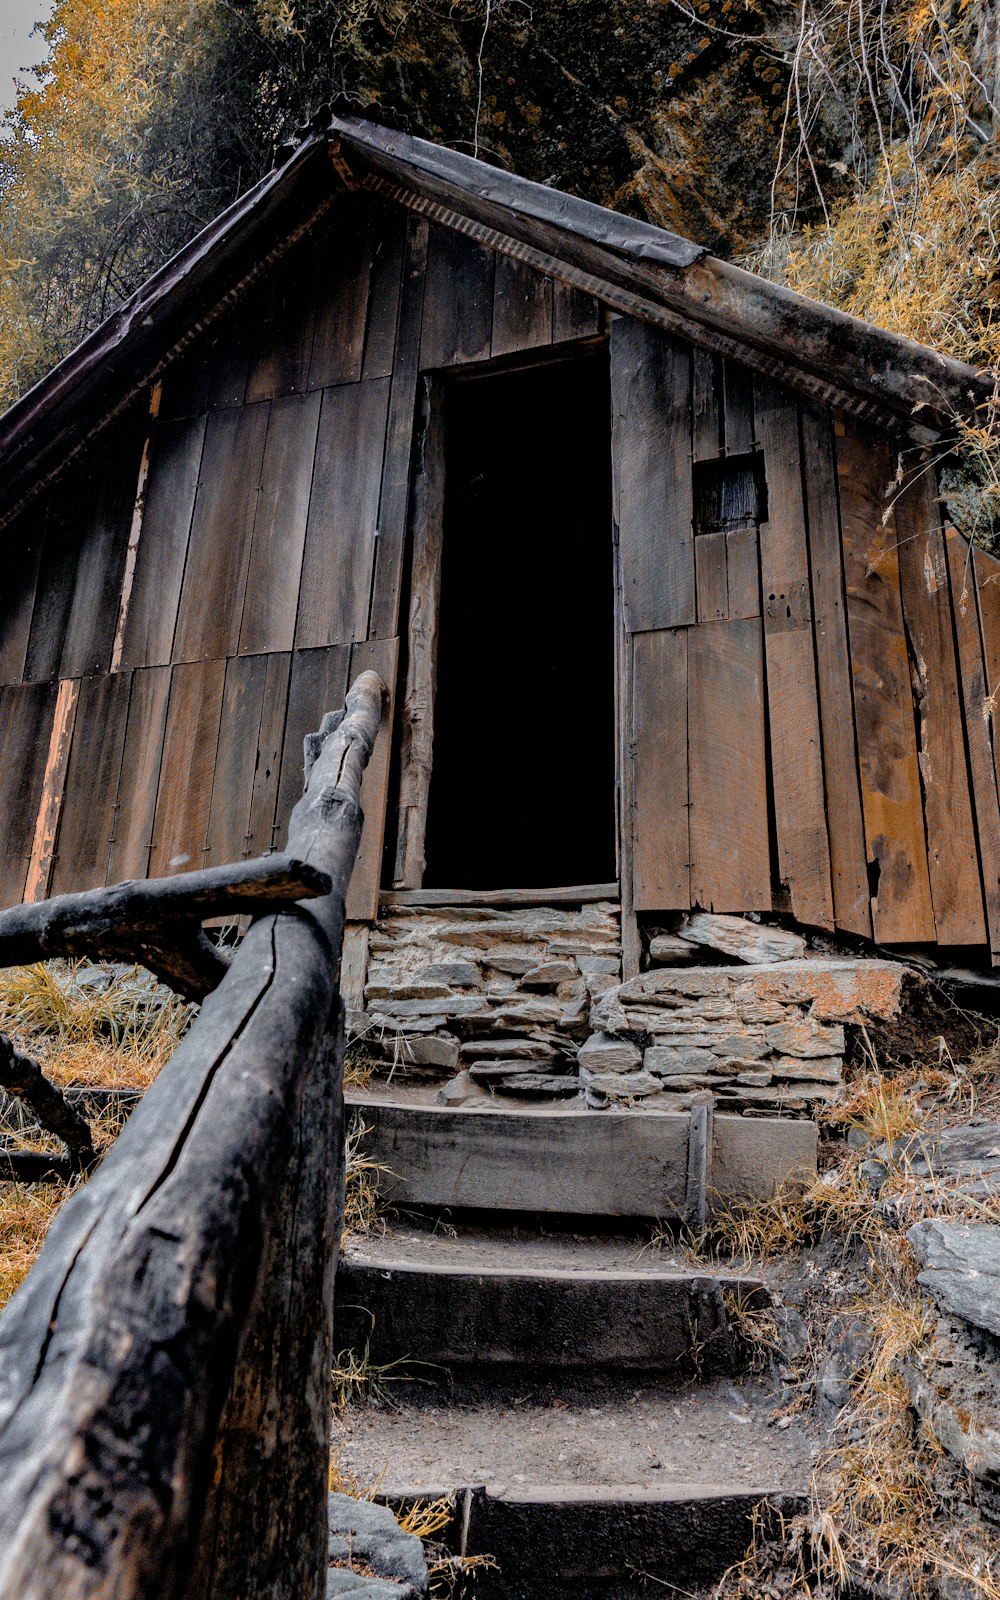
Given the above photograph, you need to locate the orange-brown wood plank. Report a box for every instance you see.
[246,652,292,857]
[119,415,207,669]
[687,617,771,913]
[754,379,834,930]
[367,217,429,642]
[420,226,495,368]
[172,403,270,663]
[24,677,79,902]
[308,199,375,390]
[896,469,985,945]
[611,320,695,631]
[106,665,172,882]
[837,415,935,944]
[239,391,323,656]
[147,658,227,877]
[491,254,552,358]
[800,402,871,938]
[294,378,391,649]
[50,671,134,895]
[631,628,690,910]
[552,280,600,343]
[346,637,399,922]
[204,654,271,868]
[948,531,1000,960]
[274,645,354,844]
[0,681,58,907]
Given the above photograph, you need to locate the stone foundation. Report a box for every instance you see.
[354,904,910,1116]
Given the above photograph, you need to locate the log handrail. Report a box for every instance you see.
[0,668,387,1600]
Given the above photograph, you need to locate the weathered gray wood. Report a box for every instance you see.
[394,379,445,888]
[0,853,333,999]
[0,668,386,1600]
[382,883,619,908]
[0,1033,94,1168]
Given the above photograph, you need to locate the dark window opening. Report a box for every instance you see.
[422,352,616,890]
[694,451,766,536]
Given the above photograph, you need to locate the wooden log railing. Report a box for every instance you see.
[0,668,386,1600]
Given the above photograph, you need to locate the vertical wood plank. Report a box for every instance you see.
[725,527,760,619]
[948,531,1000,959]
[0,515,44,686]
[244,235,320,404]
[23,501,80,683]
[419,226,495,368]
[800,402,872,938]
[341,924,370,1011]
[24,677,79,902]
[552,280,600,343]
[688,618,771,912]
[147,658,227,877]
[206,297,254,411]
[294,379,391,649]
[755,379,834,929]
[308,199,374,390]
[273,645,354,844]
[361,203,406,381]
[723,360,755,455]
[239,391,322,656]
[896,468,985,945]
[695,532,729,621]
[692,350,722,461]
[837,414,935,943]
[50,671,133,896]
[346,637,399,922]
[611,319,695,631]
[107,665,172,883]
[119,415,207,669]
[246,652,292,857]
[0,682,58,907]
[368,216,429,642]
[204,654,271,868]
[631,629,690,910]
[59,416,146,679]
[491,255,552,357]
[172,403,270,663]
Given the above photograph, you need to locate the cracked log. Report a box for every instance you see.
[0,853,334,1000]
[0,668,387,1600]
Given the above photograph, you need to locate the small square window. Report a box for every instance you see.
[693,452,767,536]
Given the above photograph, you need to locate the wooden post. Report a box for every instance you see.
[0,670,386,1600]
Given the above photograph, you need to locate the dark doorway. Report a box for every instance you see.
[423,351,616,889]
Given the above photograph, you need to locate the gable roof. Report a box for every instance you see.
[0,111,990,527]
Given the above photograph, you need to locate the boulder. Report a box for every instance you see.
[676,912,807,964]
[908,1219,1000,1338]
[327,1492,428,1599]
[435,1071,489,1107]
[403,1034,460,1071]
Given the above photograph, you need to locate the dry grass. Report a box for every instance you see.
[342,1113,394,1245]
[328,1457,494,1598]
[331,1341,435,1412]
[0,1182,75,1310]
[0,960,192,1092]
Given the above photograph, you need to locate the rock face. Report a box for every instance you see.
[908,1219,1000,1338]
[327,1492,428,1598]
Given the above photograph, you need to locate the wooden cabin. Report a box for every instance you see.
[1,110,999,1008]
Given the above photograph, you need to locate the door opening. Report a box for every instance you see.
[422,351,616,890]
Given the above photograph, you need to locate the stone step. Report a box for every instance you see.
[335,1372,815,1597]
[346,1087,815,1221]
[336,1225,768,1375]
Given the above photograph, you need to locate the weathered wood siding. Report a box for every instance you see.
[0,200,601,921]
[615,320,1000,956]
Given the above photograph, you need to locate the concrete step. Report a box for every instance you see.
[335,1372,815,1597]
[346,1086,815,1222]
[336,1224,769,1376]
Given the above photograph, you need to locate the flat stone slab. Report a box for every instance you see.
[676,912,807,965]
[327,1492,428,1599]
[346,1093,817,1218]
[908,1218,1000,1337]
